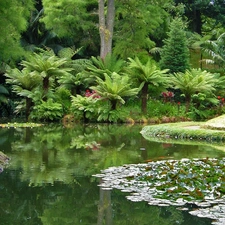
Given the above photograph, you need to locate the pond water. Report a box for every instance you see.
[1,123,225,225]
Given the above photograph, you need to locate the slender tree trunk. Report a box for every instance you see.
[43,77,49,101]
[99,0,115,59]
[25,97,33,121]
[110,99,117,110]
[141,83,148,114]
[185,95,191,113]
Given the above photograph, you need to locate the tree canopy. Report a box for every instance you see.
[0,0,34,64]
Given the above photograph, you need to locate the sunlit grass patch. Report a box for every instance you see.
[141,122,225,142]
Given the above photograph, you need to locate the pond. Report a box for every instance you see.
[1,123,225,225]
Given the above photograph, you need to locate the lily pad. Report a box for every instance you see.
[94,157,225,224]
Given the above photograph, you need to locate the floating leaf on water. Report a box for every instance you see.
[93,173,105,177]
[101,187,112,190]
[93,157,225,224]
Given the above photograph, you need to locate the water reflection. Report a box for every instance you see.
[0,123,224,224]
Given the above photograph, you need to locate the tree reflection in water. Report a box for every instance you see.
[0,123,223,224]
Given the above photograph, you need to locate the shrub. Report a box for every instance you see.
[30,99,63,121]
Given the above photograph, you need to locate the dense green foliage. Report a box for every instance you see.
[170,68,220,113]
[91,72,140,110]
[114,0,170,59]
[175,0,225,34]
[1,1,225,122]
[0,0,34,64]
[159,18,190,73]
[41,0,99,56]
[127,57,169,114]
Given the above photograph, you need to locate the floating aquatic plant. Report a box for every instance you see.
[0,122,43,128]
[94,157,225,224]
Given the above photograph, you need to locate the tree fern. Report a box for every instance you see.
[80,54,125,85]
[127,57,169,114]
[21,50,73,100]
[170,68,219,112]
[201,32,225,70]
[90,72,140,110]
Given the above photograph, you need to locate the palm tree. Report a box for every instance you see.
[5,68,41,119]
[127,57,169,114]
[200,31,225,71]
[170,68,218,113]
[90,72,140,110]
[21,50,72,101]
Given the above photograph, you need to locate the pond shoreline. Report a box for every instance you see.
[141,115,225,142]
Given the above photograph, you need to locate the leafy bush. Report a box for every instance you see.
[30,99,63,121]
[71,94,100,122]
[55,88,71,114]
[71,93,130,123]
[97,107,128,123]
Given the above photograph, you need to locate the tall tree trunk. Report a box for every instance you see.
[99,0,115,59]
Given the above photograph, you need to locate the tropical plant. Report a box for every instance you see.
[170,68,219,113]
[41,0,99,57]
[55,88,71,114]
[80,54,125,85]
[30,99,63,121]
[127,57,169,114]
[5,68,42,119]
[71,94,100,122]
[200,32,225,71]
[21,50,73,101]
[90,72,140,111]
[0,84,10,117]
[58,58,91,95]
[188,93,218,121]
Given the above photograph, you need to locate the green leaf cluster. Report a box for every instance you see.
[91,72,140,110]
[114,0,169,59]
[159,18,190,73]
[71,95,100,121]
[30,99,63,121]
[170,68,220,112]
[80,54,125,85]
[0,0,34,62]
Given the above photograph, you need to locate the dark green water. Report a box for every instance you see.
[1,123,224,225]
